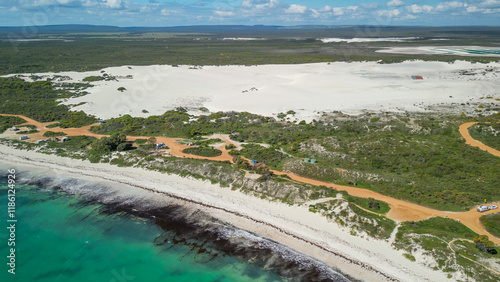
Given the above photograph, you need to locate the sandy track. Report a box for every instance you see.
[448,239,500,275]
[2,114,499,245]
[459,122,500,157]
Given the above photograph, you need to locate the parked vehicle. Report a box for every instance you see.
[477,205,489,212]
[488,205,498,210]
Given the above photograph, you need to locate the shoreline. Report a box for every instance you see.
[0,144,449,281]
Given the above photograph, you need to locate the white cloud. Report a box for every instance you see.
[387,0,404,7]
[82,0,97,7]
[466,5,480,12]
[255,0,280,10]
[435,1,464,12]
[332,7,344,16]
[310,8,320,18]
[319,5,331,12]
[400,14,417,20]
[479,0,500,8]
[140,4,159,13]
[465,3,500,14]
[377,9,400,17]
[103,0,122,9]
[361,3,379,9]
[407,4,433,13]
[19,0,80,7]
[241,0,252,8]
[214,10,235,16]
[161,9,175,16]
[286,4,307,14]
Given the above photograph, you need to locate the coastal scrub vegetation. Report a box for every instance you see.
[394,218,499,281]
[43,131,67,137]
[2,25,500,75]
[182,147,222,157]
[479,213,500,238]
[308,198,396,239]
[468,121,500,151]
[0,77,96,127]
[16,124,38,135]
[473,235,498,254]
[90,109,499,211]
[0,116,26,132]
[89,133,129,155]
[347,197,390,214]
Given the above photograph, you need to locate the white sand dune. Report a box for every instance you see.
[8,61,500,121]
[321,37,419,43]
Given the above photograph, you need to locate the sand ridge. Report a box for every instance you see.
[7,61,500,121]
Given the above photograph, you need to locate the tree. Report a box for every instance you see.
[109,133,126,148]
[147,136,157,145]
[116,142,131,151]
[233,156,250,170]
[474,235,497,254]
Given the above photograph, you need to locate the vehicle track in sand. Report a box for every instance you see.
[448,239,500,275]
[459,122,500,157]
[1,114,499,245]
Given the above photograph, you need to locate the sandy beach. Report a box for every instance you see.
[7,60,500,121]
[0,144,450,281]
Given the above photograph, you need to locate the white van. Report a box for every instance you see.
[477,205,488,212]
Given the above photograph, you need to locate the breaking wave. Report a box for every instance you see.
[11,169,353,282]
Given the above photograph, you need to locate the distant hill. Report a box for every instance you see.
[1,24,499,38]
[0,24,284,35]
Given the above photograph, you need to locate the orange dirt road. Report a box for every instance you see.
[460,122,500,157]
[2,114,499,245]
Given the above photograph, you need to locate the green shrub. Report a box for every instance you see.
[479,213,500,238]
[43,131,67,137]
[183,147,222,157]
[82,76,105,82]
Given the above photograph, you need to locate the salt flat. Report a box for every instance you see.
[10,60,500,120]
[377,46,500,57]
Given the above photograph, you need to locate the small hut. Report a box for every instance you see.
[310,159,317,164]
[61,137,69,142]
[304,158,311,163]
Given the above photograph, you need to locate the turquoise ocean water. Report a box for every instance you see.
[0,168,349,282]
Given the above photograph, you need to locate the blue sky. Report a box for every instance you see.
[0,0,499,27]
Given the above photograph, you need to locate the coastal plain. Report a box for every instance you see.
[1,25,500,282]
